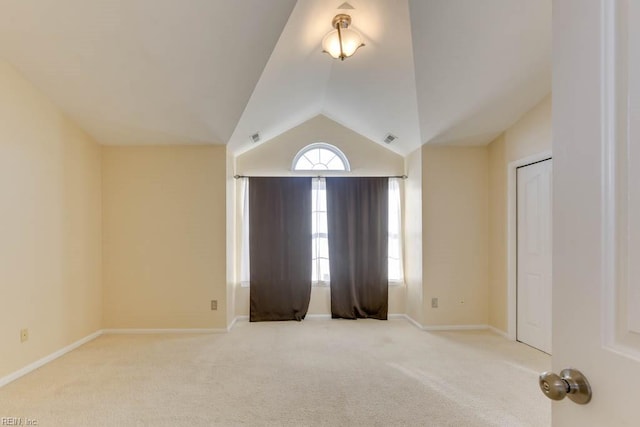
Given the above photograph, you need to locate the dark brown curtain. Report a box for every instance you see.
[326,177,389,320]
[249,177,312,321]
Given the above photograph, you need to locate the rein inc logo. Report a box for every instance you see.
[1,418,38,426]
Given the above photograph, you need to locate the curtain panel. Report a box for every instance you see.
[326,177,389,320]
[249,177,312,321]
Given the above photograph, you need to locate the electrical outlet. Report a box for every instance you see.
[20,328,29,342]
[211,300,218,311]
[431,298,438,308]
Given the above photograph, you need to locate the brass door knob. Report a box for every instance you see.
[539,368,592,404]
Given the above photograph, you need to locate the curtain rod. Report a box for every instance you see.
[233,174,408,180]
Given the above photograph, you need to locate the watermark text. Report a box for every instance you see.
[1,418,39,426]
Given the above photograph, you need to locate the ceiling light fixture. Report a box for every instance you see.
[322,14,365,61]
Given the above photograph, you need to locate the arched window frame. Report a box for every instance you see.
[291,143,351,172]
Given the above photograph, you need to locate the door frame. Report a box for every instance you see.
[507,150,553,341]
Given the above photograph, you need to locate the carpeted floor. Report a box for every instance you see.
[0,319,550,426]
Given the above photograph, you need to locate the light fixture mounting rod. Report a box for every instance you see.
[332,14,352,61]
[332,14,352,29]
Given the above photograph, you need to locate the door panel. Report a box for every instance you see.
[517,160,552,354]
[552,0,640,424]
[624,0,640,344]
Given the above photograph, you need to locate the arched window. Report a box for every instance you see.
[292,143,350,172]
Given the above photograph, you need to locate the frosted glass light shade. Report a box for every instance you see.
[322,28,364,59]
[321,15,364,60]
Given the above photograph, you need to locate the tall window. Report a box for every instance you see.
[312,179,330,285]
[294,143,349,284]
[293,143,404,285]
[240,144,404,287]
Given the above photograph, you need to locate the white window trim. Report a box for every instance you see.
[388,178,405,285]
[240,177,250,287]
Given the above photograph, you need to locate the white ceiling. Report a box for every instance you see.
[409,0,551,147]
[0,0,551,155]
[0,0,297,145]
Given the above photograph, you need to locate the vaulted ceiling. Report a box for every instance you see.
[0,0,550,156]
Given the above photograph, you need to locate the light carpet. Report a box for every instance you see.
[0,319,550,426]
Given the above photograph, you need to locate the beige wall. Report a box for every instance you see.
[488,134,507,330]
[0,62,102,378]
[404,148,424,324]
[422,146,489,326]
[504,95,552,162]
[234,114,406,317]
[488,94,552,331]
[237,115,404,176]
[102,146,227,329]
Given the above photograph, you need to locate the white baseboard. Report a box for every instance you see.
[388,313,420,328]
[488,325,510,339]
[228,316,249,330]
[305,314,332,320]
[422,324,490,332]
[0,330,103,388]
[227,317,238,331]
[392,314,425,330]
[388,317,508,334]
[387,313,406,320]
[102,328,226,334]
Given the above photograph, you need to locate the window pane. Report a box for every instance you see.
[388,259,401,281]
[319,149,335,165]
[318,259,331,282]
[388,238,400,258]
[308,149,321,164]
[316,217,327,234]
[326,156,346,170]
[318,238,329,258]
[295,157,314,170]
[317,190,327,210]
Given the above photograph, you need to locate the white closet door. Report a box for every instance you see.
[517,159,552,354]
